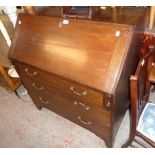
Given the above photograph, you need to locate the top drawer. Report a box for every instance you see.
[14,62,104,107]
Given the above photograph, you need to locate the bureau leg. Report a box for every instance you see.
[15,90,20,98]
[36,104,42,110]
[121,138,133,148]
[104,140,113,148]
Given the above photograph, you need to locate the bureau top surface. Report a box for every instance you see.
[9,14,133,94]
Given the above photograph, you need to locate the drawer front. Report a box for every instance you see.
[21,76,111,126]
[26,87,111,141]
[15,62,104,107]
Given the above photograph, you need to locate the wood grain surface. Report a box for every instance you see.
[9,14,133,94]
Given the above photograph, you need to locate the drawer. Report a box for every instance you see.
[15,62,104,107]
[21,76,106,110]
[26,88,111,141]
[21,76,111,126]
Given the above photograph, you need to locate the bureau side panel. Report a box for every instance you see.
[112,29,144,142]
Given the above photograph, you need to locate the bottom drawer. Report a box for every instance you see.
[27,90,111,142]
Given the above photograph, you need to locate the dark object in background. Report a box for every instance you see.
[91,6,149,26]
[23,6,37,15]
[62,6,92,19]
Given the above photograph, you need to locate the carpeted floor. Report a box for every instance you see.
[0,85,155,148]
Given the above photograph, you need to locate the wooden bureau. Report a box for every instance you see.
[8,13,147,147]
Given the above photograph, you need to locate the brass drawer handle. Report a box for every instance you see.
[74,100,90,110]
[32,83,44,91]
[39,97,50,104]
[78,116,91,125]
[25,68,38,77]
[70,86,87,96]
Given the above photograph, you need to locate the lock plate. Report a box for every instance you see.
[104,94,112,110]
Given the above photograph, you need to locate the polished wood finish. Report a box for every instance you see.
[9,13,147,147]
[122,52,155,148]
[9,14,134,94]
[148,64,155,83]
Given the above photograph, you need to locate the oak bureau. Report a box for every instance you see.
[9,13,147,147]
